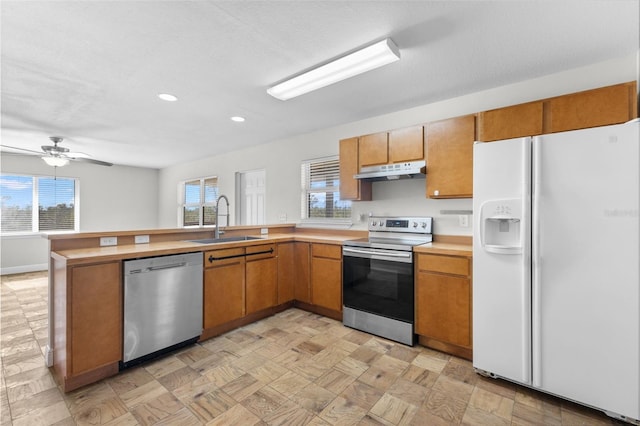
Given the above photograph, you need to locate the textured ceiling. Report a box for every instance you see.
[1,1,639,169]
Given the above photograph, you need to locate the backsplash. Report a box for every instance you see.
[349,178,473,236]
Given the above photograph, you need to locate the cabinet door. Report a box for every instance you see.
[339,137,371,201]
[311,244,342,312]
[277,242,295,304]
[70,262,122,375]
[416,271,471,348]
[246,245,277,315]
[478,101,543,142]
[204,259,245,329]
[545,82,637,133]
[425,114,475,198]
[389,126,424,163]
[294,242,311,303]
[358,132,388,168]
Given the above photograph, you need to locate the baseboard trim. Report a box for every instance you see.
[0,263,48,276]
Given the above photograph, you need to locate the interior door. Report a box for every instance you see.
[237,169,266,225]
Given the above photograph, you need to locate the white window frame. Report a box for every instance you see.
[0,173,80,235]
[178,175,218,228]
[300,156,352,227]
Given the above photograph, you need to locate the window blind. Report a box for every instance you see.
[301,157,351,220]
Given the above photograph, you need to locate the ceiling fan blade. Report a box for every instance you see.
[0,144,43,155]
[69,156,113,167]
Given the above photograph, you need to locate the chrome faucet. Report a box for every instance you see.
[214,194,230,239]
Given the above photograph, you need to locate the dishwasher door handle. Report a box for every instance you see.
[146,262,187,272]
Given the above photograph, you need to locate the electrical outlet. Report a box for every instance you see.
[458,215,469,227]
[134,235,150,244]
[100,236,118,246]
[260,228,268,235]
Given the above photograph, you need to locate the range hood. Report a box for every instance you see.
[354,160,426,181]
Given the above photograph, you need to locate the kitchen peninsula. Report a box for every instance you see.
[46,225,471,392]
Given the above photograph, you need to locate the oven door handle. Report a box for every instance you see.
[343,247,412,260]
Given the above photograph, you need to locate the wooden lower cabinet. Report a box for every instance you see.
[52,259,122,392]
[204,248,245,329]
[277,242,295,304]
[415,253,472,360]
[245,244,277,315]
[310,243,342,313]
[294,242,311,303]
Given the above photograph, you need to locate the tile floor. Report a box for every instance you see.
[0,271,626,425]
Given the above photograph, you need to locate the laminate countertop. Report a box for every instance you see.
[51,231,472,265]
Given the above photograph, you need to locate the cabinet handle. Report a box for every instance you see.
[208,247,274,263]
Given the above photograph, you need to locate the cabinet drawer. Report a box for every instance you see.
[417,254,469,276]
[312,243,342,260]
[205,247,245,267]
[246,243,276,261]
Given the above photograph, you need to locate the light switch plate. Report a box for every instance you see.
[100,236,118,246]
[134,235,150,244]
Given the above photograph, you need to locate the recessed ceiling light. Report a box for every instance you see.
[230,116,245,122]
[158,93,178,102]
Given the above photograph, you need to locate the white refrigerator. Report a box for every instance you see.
[472,119,639,422]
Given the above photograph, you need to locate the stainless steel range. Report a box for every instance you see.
[342,216,433,346]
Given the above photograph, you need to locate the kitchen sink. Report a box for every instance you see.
[186,236,263,244]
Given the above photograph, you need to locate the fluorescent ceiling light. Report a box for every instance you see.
[230,116,245,122]
[267,38,400,101]
[42,156,69,167]
[158,93,178,102]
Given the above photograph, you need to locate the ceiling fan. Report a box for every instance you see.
[1,136,113,167]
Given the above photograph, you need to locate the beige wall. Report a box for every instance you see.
[158,52,639,234]
[1,155,159,274]
[3,51,637,273]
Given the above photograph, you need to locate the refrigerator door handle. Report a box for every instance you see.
[531,137,542,387]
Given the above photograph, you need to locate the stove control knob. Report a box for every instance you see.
[412,221,418,228]
[421,222,427,228]
[371,221,377,227]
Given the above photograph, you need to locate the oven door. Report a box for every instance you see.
[342,246,414,323]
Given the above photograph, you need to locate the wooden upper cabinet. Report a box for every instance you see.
[339,137,371,201]
[425,114,475,199]
[389,126,424,163]
[544,81,638,133]
[478,101,543,142]
[358,132,388,168]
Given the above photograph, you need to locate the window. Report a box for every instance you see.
[181,176,218,227]
[301,156,351,221]
[1,174,78,233]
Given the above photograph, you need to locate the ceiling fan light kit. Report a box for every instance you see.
[42,156,70,167]
[1,136,113,167]
[267,38,401,101]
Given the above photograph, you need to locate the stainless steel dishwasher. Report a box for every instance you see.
[123,252,203,368]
